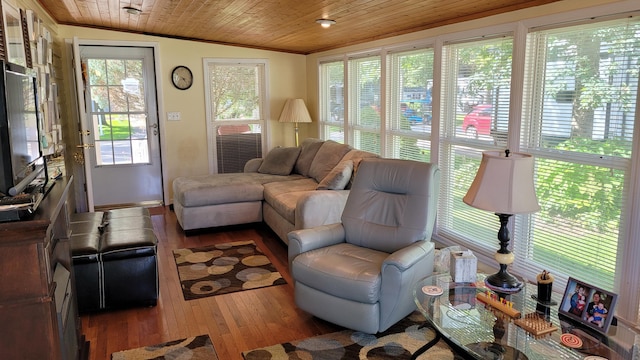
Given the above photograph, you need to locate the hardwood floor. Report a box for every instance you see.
[80,206,341,359]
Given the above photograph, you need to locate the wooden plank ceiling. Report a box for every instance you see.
[37,0,562,54]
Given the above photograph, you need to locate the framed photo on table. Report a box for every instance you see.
[559,277,617,334]
[2,0,26,68]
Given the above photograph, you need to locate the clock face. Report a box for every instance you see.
[171,66,193,90]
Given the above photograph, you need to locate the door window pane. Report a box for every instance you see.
[85,57,150,166]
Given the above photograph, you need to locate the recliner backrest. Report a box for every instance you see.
[341,158,440,253]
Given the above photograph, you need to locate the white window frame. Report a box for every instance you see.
[316,1,640,325]
[203,58,269,174]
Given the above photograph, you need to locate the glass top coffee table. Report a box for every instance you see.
[413,273,635,360]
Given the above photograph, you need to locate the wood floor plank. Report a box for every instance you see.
[81,206,340,360]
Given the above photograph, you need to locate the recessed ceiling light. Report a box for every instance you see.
[316,19,336,28]
[123,6,142,15]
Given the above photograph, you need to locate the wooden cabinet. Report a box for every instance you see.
[0,176,87,360]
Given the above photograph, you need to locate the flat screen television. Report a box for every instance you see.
[0,62,47,197]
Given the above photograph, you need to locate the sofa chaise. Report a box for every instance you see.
[172,139,378,243]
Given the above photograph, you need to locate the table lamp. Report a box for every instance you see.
[463,149,540,293]
[278,99,312,146]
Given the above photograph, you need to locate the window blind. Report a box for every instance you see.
[348,56,381,154]
[514,17,640,291]
[438,35,514,258]
[319,60,345,143]
[385,48,434,162]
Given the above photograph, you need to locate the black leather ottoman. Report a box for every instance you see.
[70,219,102,313]
[100,228,158,310]
[69,208,158,313]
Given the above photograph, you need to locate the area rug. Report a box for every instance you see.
[173,240,286,300]
[242,311,455,359]
[111,335,217,360]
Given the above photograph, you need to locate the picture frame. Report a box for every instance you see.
[1,0,26,68]
[559,277,617,334]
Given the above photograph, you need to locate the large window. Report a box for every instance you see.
[318,8,640,325]
[514,17,640,291]
[319,47,435,157]
[438,35,514,255]
[204,60,267,173]
[386,49,434,162]
[319,60,345,143]
[349,56,381,154]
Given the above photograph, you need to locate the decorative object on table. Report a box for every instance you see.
[433,245,462,273]
[450,249,477,283]
[535,270,555,303]
[534,269,556,319]
[559,277,618,334]
[463,149,540,293]
[422,285,443,296]
[560,333,583,349]
[278,98,312,146]
[514,313,558,338]
[476,291,521,318]
[172,240,286,300]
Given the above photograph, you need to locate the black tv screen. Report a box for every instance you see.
[0,63,44,196]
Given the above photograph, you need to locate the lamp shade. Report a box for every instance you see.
[278,99,312,123]
[463,150,540,214]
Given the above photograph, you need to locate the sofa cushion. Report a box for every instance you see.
[263,178,319,223]
[317,160,353,190]
[292,242,388,303]
[294,138,324,176]
[308,141,352,183]
[258,146,301,175]
[341,149,380,189]
[173,173,303,207]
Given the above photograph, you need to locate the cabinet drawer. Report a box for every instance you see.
[0,242,49,302]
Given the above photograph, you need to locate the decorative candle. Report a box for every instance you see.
[536,270,554,303]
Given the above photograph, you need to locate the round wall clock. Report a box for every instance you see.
[171,65,193,90]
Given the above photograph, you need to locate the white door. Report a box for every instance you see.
[75,45,163,210]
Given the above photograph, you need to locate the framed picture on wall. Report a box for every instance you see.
[559,277,618,334]
[2,0,26,68]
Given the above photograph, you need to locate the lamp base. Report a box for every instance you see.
[485,268,524,294]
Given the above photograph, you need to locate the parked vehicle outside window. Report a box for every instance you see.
[462,104,493,138]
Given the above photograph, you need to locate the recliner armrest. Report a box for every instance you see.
[295,190,350,229]
[382,240,434,271]
[288,223,346,269]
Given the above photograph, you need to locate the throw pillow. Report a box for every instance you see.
[317,160,353,190]
[341,149,380,189]
[294,138,324,176]
[257,146,301,175]
[308,140,352,183]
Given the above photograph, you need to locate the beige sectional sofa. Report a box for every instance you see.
[172,138,378,244]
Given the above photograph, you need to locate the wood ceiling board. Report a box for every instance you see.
[37,0,563,54]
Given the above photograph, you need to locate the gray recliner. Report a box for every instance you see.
[288,157,440,333]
